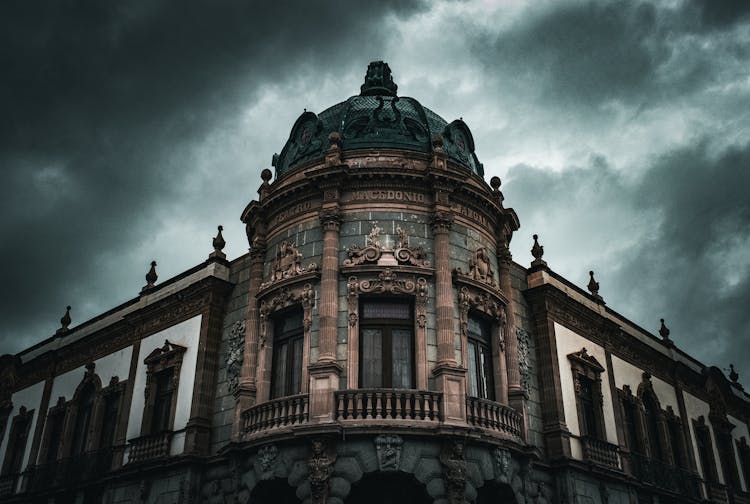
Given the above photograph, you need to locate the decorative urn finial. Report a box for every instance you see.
[659,318,671,343]
[57,305,71,334]
[531,234,546,267]
[587,270,600,295]
[142,261,158,292]
[360,61,398,97]
[210,225,226,260]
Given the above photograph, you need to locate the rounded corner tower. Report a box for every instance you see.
[237,61,528,504]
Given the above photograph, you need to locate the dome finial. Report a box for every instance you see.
[360,61,397,97]
[210,225,226,260]
[57,305,72,334]
[531,234,546,267]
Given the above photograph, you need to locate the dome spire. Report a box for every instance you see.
[360,61,398,97]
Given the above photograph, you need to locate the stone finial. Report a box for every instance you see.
[56,305,72,334]
[531,234,546,267]
[659,318,672,344]
[588,270,603,301]
[729,364,739,384]
[259,168,272,201]
[210,225,226,260]
[432,134,444,152]
[326,131,342,166]
[360,61,397,97]
[142,261,158,292]
[490,176,504,205]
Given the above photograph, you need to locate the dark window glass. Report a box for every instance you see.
[717,432,740,489]
[696,425,717,483]
[44,412,65,463]
[579,375,598,438]
[271,308,304,398]
[467,316,494,400]
[623,401,640,453]
[99,394,119,448]
[2,415,31,475]
[360,299,413,389]
[643,396,662,460]
[71,384,95,456]
[151,368,174,433]
[668,420,684,468]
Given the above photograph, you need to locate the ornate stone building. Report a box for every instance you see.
[1,62,749,504]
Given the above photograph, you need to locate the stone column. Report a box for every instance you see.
[233,236,265,439]
[318,206,342,364]
[431,210,466,424]
[307,207,343,422]
[497,245,522,398]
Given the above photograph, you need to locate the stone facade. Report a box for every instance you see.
[0,62,749,504]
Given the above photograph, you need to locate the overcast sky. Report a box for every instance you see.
[2,0,749,384]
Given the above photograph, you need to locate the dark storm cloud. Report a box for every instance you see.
[0,0,425,355]
[504,140,750,379]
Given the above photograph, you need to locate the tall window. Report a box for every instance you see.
[42,406,66,463]
[99,392,120,449]
[643,395,663,461]
[271,308,304,398]
[151,368,174,433]
[360,299,414,389]
[667,416,685,468]
[568,348,605,440]
[71,383,95,456]
[695,417,718,484]
[621,396,641,453]
[737,437,750,492]
[1,407,33,476]
[141,340,185,436]
[467,315,494,400]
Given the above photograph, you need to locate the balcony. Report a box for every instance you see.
[630,453,702,500]
[466,396,523,439]
[335,389,442,423]
[581,436,621,469]
[127,431,172,464]
[241,389,526,443]
[243,393,310,435]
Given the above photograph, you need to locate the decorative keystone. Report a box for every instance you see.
[659,318,672,344]
[531,234,546,267]
[210,225,226,260]
[587,270,603,301]
[142,261,158,292]
[56,305,72,334]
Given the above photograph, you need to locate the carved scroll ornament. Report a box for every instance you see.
[260,241,318,289]
[344,224,429,268]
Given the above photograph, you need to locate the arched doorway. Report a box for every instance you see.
[476,481,517,504]
[345,472,431,504]
[251,478,301,504]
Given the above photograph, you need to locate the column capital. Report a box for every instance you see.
[431,210,454,234]
[497,245,512,266]
[319,206,343,232]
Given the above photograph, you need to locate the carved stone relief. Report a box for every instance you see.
[308,438,336,504]
[517,327,531,394]
[440,440,467,504]
[261,241,318,289]
[254,444,279,479]
[344,224,429,268]
[225,320,246,395]
[494,447,512,481]
[375,434,403,471]
[455,247,495,286]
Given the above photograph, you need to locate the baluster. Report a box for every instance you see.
[356,392,365,419]
[336,393,345,420]
[375,392,383,419]
[363,391,372,419]
[415,392,424,420]
[346,391,355,419]
[394,391,403,418]
[381,391,390,419]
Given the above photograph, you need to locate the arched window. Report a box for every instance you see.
[359,299,414,389]
[271,307,305,398]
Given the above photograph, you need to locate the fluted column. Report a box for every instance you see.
[318,206,342,363]
[498,245,521,396]
[433,210,456,366]
[233,239,265,438]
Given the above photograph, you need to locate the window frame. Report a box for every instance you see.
[567,348,606,441]
[466,313,495,401]
[1,406,34,477]
[140,340,186,436]
[270,306,305,398]
[358,298,415,389]
[694,416,719,484]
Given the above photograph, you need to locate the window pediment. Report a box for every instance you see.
[144,340,187,367]
[567,348,605,374]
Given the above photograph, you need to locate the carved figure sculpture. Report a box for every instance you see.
[441,440,467,504]
[375,434,403,471]
[308,439,335,504]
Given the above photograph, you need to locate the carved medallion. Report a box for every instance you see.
[375,434,403,471]
[261,241,318,289]
[254,444,279,479]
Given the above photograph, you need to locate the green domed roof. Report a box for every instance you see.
[272,62,484,177]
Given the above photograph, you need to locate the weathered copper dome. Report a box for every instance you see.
[272,61,483,177]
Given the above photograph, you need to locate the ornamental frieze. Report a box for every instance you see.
[344,224,429,268]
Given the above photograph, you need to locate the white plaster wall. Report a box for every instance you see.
[49,346,133,404]
[729,414,750,491]
[683,391,725,484]
[126,315,202,445]
[554,323,618,447]
[610,355,679,413]
[0,381,45,488]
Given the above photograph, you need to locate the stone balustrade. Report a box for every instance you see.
[335,389,442,422]
[243,393,310,434]
[127,431,172,464]
[465,396,524,439]
[581,436,621,469]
